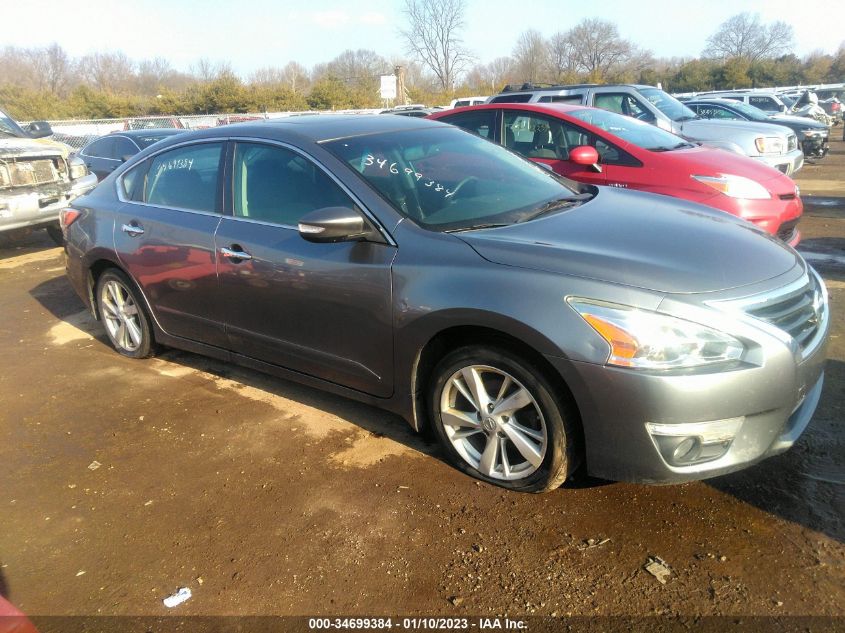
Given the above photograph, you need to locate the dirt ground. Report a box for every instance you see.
[0,140,843,625]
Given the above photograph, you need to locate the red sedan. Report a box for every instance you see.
[428,103,802,246]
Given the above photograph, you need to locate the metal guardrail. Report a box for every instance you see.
[25,110,383,150]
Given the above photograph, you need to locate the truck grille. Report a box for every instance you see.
[2,159,62,187]
[745,273,825,352]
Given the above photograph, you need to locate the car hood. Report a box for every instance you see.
[663,145,786,184]
[457,187,802,294]
[679,118,793,138]
[769,114,828,129]
[0,136,69,159]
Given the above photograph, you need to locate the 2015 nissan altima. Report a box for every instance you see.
[62,115,829,492]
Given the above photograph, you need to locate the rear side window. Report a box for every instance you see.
[112,137,138,160]
[439,110,496,138]
[83,137,115,159]
[489,94,532,103]
[233,142,352,227]
[538,95,583,104]
[135,142,223,212]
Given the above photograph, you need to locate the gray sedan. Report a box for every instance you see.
[62,115,828,492]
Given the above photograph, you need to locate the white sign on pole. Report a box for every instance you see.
[380,75,397,100]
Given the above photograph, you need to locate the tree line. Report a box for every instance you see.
[1,3,843,121]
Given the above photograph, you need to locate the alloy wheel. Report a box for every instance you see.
[439,365,548,480]
[100,279,144,353]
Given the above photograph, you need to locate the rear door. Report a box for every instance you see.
[501,110,606,184]
[214,141,396,397]
[113,140,227,347]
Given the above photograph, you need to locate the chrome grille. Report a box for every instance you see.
[745,274,825,351]
[787,134,798,152]
[5,159,61,187]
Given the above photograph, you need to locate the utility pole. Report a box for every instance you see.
[395,65,409,106]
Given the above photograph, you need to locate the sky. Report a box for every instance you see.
[5,0,843,77]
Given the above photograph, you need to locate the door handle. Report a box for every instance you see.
[121,223,144,236]
[220,246,252,261]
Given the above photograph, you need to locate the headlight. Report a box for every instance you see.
[568,299,745,370]
[801,129,825,138]
[754,136,785,154]
[0,164,9,187]
[691,174,771,199]
[68,155,89,180]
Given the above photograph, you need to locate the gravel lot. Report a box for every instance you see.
[1,140,843,624]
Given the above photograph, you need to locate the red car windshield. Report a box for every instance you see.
[568,109,694,152]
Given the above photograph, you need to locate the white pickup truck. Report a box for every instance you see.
[1,107,97,244]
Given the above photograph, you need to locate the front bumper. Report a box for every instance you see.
[755,148,804,176]
[546,286,829,484]
[800,136,829,159]
[0,173,97,233]
[701,189,803,247]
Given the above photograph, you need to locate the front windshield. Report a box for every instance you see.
[323,126,581,231]
[0,109,26,138]
[638,88,697,122]
[568,108,693,151]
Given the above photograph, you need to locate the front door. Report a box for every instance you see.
[113,140,226,347]
[214,141,396,397]
[501,111,607,185]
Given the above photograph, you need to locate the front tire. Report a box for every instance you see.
[429,346,577,493]
[95,269,155,359]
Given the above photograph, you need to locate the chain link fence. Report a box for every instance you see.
[27,110,383,151]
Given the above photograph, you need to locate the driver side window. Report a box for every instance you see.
[233,143,353,227]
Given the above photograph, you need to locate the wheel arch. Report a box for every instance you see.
[410,324,583,445]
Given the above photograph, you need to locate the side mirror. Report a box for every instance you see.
[28,121,53,139]
[569,145,602,173]
[298,206,377,243]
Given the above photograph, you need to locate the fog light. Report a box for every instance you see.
[646,417,744,467]
[672,437,700,463]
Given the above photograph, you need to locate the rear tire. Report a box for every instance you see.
[428,345,577,493]
[95,269,155,359]
[46,223,64,246]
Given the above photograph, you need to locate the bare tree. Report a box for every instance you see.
[136,57,174,94]
[548,31,578,82]
[281,61,310,93]
[40,44,73,95]
[568,18,638,81]
[400,0,473,91]
[326,49,389,82]
[512,29,550,84]
[464,56,514,93]
[703,13,794,63]
[81,51,134,92]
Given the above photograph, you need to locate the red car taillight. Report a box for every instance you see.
[60,208,81,232]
